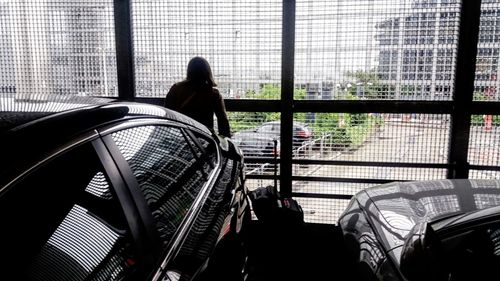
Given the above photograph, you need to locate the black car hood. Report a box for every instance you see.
[361,179,500,251]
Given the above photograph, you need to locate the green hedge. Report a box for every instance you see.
[471,114,500,126]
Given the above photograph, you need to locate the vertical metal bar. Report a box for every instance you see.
[447,0,482,178]
[113,0,136,101]
[280,0,296,197]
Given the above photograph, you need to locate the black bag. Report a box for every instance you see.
[248,185,279,223]
[279,196,304,226]
[248,185,304,227]
[248,139,304,226]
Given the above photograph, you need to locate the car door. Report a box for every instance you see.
[99,120,223,280]
[0,139,144,281]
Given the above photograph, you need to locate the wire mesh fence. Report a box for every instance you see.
[0,0,118,104]
[292,113,450,163]
[1,0,500,224]
[295,0,462,101]
[131,0,282,99]
[473,1,500,102]
[468,115,500,180]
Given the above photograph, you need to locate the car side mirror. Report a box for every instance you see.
[224,138,244,161]
[400,222,447,281]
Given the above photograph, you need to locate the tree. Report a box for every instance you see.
[229,84,306,133]
[345,69,387,99]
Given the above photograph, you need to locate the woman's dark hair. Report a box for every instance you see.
[186,56,217,87]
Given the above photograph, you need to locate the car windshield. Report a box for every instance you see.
[432,206,500,234]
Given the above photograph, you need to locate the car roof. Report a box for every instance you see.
[347,179,500,252]
[0,101,211,188]
[0,96,116,131]
[362,178,500,231]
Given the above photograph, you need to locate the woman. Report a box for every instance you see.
[164,57,231,137]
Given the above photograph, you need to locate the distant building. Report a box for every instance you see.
[1,1,117,100]
[2,1,498,101]
[376,0,500,101]
[0,2,15,95]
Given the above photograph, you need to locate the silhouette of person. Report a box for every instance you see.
[165,57,231,137]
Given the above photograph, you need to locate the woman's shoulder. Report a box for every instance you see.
[174,80,191,88]
[168,81,191,94]
[210,87,223,99]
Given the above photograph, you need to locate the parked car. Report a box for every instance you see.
[338,179,500,281]
[0,102,250,281]
[232,121,311,159]
[252,121,313,148]
[232,132,279,157]
[231,133,279,174]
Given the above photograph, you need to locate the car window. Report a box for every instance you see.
[110,126,216,248]
[0,142,135,281]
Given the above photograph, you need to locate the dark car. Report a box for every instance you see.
[231,133,279,174]
[232,132,280,158]
[232,121,311,159]
[0,102,250,281]
[252,121,313,148]
[338,179,500,281]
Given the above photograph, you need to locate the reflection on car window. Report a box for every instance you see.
[489,227,500,257]
[168,151,234,279]
[0,143,134,281]
[474,193,500,210]
[111,126,216,247]
[30,205,126,281]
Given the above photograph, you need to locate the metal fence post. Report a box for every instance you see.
[113,0,136,101]
[447,0,482,178]
[280,0,296,197]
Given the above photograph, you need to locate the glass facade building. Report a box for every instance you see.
[376,0,500,101]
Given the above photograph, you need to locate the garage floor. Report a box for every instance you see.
[245,221,355,281]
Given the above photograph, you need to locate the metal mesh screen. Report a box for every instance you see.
[293,165,446,182]
[131,0,282,99]
[470,170,500,180]
[473,1,500,102]
[295,0,461,100]
[468,115,500,179]
[230,112,281,176]
[1,0,498,227]
[293,113,450,163]
[296,197,351,224]
[294,181,371,196]
[0,0,118,108]
[292,112,449,222]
